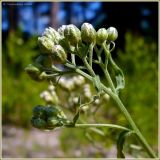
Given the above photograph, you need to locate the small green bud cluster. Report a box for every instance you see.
[31,105,69,130]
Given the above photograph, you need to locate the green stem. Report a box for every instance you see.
[82,58,96,77]
[65,61,157,158]
[75,123,130,131]
[100,65,116,94]
[88,43,94,68]
[100,43,156,157]
[101,78,156,158]
[113,95,157,158]
[71,54,76,65]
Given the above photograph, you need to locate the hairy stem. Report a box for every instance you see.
[71,54,76,65]
[82,58,96,77]
[88,43,94,68]
[74,123,130,131]
[100,64,116,93]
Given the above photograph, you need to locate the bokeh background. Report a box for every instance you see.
[2,1,158,158]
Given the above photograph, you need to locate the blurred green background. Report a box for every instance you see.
[2,2,158,158]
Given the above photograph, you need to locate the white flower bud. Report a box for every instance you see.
[40,91,50,98]
[81,23,96,43]
[64,24,81,45]
[94,99,100,105]
[103,93,110,101]
[43,27,61,44]
[38,36,54,54]
[73,75,85,86]
[106,27,118,42]
[96,28,108,45]
[58,25,67,37]
[52,45,67,63]
[48,85,55,91]
[45,95,53,102]
[59,77,66,86]
[72,97,79,104]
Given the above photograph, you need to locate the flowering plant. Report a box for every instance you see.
[25,23,156,158]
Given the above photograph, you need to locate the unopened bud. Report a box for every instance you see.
[52,45,67,63]
[38,36,54,54]
[31,117,47,129]
[81,23,96,43]
[106,27,118,42]
[64,24,81,45]
[58,25,67,37]
[43,27,61,44]
[47,117,60,129]
[96,28,108,45]
[25,64,43,81]
[25,64,40,75]
[45,105,66,119]
[33,105,46,119]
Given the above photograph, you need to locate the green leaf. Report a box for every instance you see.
[72,96,81,125]
[73,110,80,125]
[109,55,125,94]
[117,131,133,158]
[115,69,125,93]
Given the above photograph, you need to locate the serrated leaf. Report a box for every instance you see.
[109,55,125,94]
[115,69,125,94]
[117,131,133,158]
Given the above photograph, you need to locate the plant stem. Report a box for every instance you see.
[100,73,157,158]
[113,95,157,158]
[100,65,116,93]
[65,61,157,158]
[75,123,130,131]
[88,43,94,68]
[82,58,96,77]
[71,54,76,65]
[100,43,156,157]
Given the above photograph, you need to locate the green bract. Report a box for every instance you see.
[47,117,60,128]
[64,24,81,45]
[96,28,108,45]
[107,27,118,42]
[81,23,96,43]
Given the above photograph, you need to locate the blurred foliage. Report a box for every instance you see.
[117,32,158,147]
[2,30,157,157]
[59,32,158,156]
[2,30,48,126]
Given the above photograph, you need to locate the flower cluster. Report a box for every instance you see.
[38,23,118,62]
[31,105,70,130]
